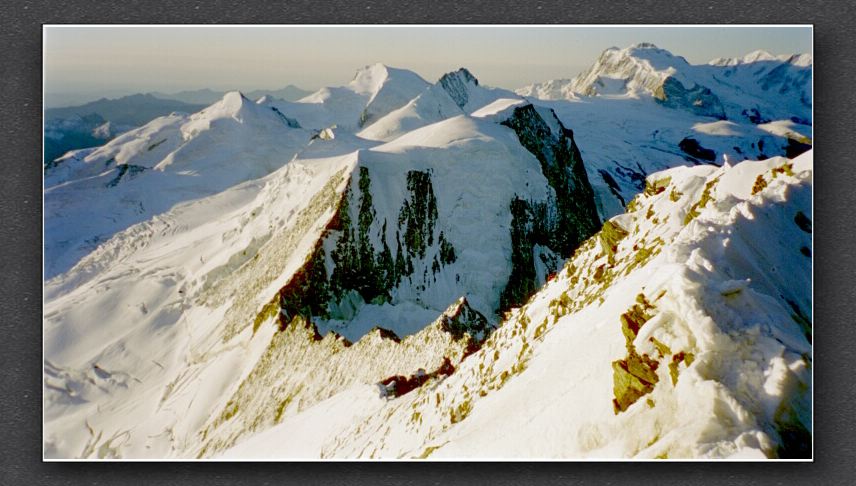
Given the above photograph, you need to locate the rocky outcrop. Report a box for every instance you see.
[678,137,716,162]
[105,163,146,188]
[439,297,490,341]
[653,77,726,120]
[612,294,659,413]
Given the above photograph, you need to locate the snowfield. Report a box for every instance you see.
[43,43,812,460]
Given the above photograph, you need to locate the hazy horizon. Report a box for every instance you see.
[44,25,812,108]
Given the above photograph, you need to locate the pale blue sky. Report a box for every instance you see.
[44,25,811,106]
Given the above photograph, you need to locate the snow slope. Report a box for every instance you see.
[223,151,812,459]
[44,151,357,458]
[356,83,464,142]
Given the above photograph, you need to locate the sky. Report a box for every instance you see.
[44,25,812,107]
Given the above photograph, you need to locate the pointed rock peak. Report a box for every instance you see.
[439,67,479,87]
[437,68,481,110]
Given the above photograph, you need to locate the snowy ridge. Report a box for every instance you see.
[223,151,812,459]
[708,50,812,68]
[512,44,811,221]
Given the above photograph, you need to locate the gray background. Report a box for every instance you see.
[1,0,853,484]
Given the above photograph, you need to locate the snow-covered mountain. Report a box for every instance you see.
[519,43,811,124]
[44,46,812,460]
[44,91,312,279]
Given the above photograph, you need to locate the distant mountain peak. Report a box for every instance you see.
[438,68,482,109]
[439,68,479,87]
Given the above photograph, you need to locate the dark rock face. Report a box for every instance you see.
[678,137,716,162]
[498,104,602,311]
[275,165,457,329]
[785,138,812,159]
[500,198,540,312]
[399,170,439,260]
[742,107,770,124]
[270,106,302,128]
[379,357,456,399]
[328,167,446,305]
[438,68,479,109]
[278,244,331,323]
[654,77,726,120]
[105,164,146,188]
